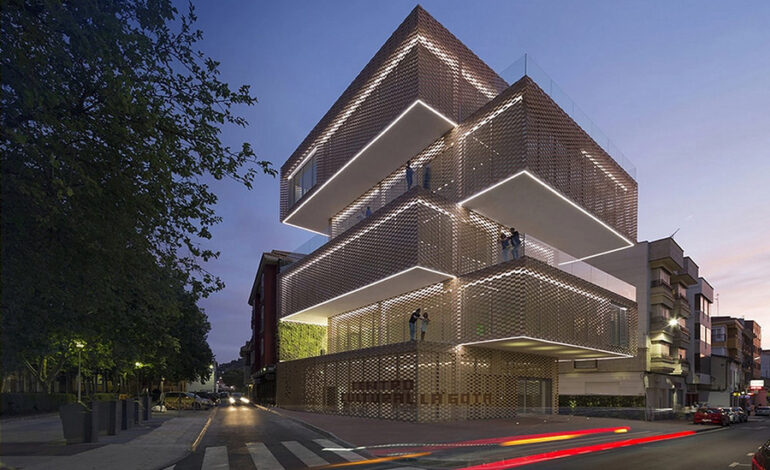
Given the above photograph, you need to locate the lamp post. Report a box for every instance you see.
[75,341,85,403]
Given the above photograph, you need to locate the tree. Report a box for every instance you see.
[221,369,244,392]
[1,0,272,390]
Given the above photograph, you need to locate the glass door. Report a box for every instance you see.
[516,378,552,414]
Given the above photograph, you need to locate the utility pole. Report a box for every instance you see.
[75,341,85,403]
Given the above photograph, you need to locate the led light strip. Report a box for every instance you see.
[581,150,628,191]
[284,100,456,227]
[285,32,499,182]
[281,265,455,323]
[461,267,607,302]
[463,95,522,138]
[557,244,635,266]
[459,169,634,249]
[284,198,453,279]
[458,335,633,358]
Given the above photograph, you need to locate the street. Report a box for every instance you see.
[170,405,370,470]
[167,409,770,470]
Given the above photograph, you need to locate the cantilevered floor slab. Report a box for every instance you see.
[460,336,631,359]
[460,170,633,260]
[284,100,456,234]
[281,266,453,325]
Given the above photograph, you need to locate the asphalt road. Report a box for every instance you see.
[171,404,374,470]
[170,406,769,470]
[521,415,770,470]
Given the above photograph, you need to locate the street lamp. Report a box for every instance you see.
[668,318,679,327]
[75,341,85,403]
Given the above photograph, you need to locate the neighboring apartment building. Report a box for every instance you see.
[762,350,770,379]
[246,250,305,404]
[742,320,762,381]
[686,277,714,404]
[273,6,638,422]
[559,238,698,413]
[711,316,745,407]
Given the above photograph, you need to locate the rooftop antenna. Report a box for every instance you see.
[670,227,680,238]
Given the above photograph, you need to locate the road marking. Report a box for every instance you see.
[162,466,175,470]
[282,441,330,467]
[202,446,229,470]
[729,463,751,468]
[246,442,284,470]
[314,438,366,462]
[192,407,217,451]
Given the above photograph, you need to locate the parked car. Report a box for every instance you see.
[193,393,215,409]
[227,392,250,406]
[729,407,748,423]
[693,407,730,426]
[164,391,208,410]
[756,406,770,417]
[752,438,770,470]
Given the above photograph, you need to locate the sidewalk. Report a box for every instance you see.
[271,407,703,449]
[0,409,213,470]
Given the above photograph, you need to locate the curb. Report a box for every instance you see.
[255,405,370,457]
[191,407,218,451]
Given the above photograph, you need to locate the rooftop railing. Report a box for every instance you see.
[499,54,637,180]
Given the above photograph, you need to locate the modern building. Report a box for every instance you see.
[246,250,305,403]
[275,6,638,422]
[559,237,698,415]
[762,350,770,379]
[686,277,714,404]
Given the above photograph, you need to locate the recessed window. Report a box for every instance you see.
[289,151,317,206]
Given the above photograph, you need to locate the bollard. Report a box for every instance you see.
[133,399,140,424]
[142,395,150,421]
[85,401,99,443]
[108,401,119,435]
[121,399,134,430]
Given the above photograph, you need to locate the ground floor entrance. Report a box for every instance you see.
[516,378,553,414]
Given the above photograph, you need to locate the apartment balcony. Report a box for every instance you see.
[648,238,684,273]
[677,359,690,376]
[673,296,691,318]
[457,257,637,359]
[650,355,676,374]
[279,191,458,324]
[650,280,674,308]
[671,256,698,287]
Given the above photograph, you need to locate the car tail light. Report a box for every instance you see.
[753,454,765,470]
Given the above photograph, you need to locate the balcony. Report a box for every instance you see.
[648,238,684,273]
[279,191,458,324]
[457,257,637,359]
[283,100,457,234]
[671,256,698,286]
[650,355,676,374]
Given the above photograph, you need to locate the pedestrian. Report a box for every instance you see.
[405,160,414,189]
[420,312,430,341]
[422,161,431,190]
[409,308,421,341]
[500,232,511,262]
[510,227,521,259]
[365,206,372,217]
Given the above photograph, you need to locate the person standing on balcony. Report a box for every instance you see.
[409,308,421,341]
[365,206,372,218]
[420,312,430,341]
[422,161,431,190]
[500,232,511,262]
[510,228,522,260]
[405,160,414,189]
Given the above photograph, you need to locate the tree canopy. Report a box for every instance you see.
[1,0,272,390]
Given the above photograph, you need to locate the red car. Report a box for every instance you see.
[694,407,730,426]
[753,438,769,470]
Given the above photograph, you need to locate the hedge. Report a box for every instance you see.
[558,394,646,408]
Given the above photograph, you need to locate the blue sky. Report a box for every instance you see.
[185,1,770,360]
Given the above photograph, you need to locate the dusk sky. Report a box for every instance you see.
[183,1,770,361]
